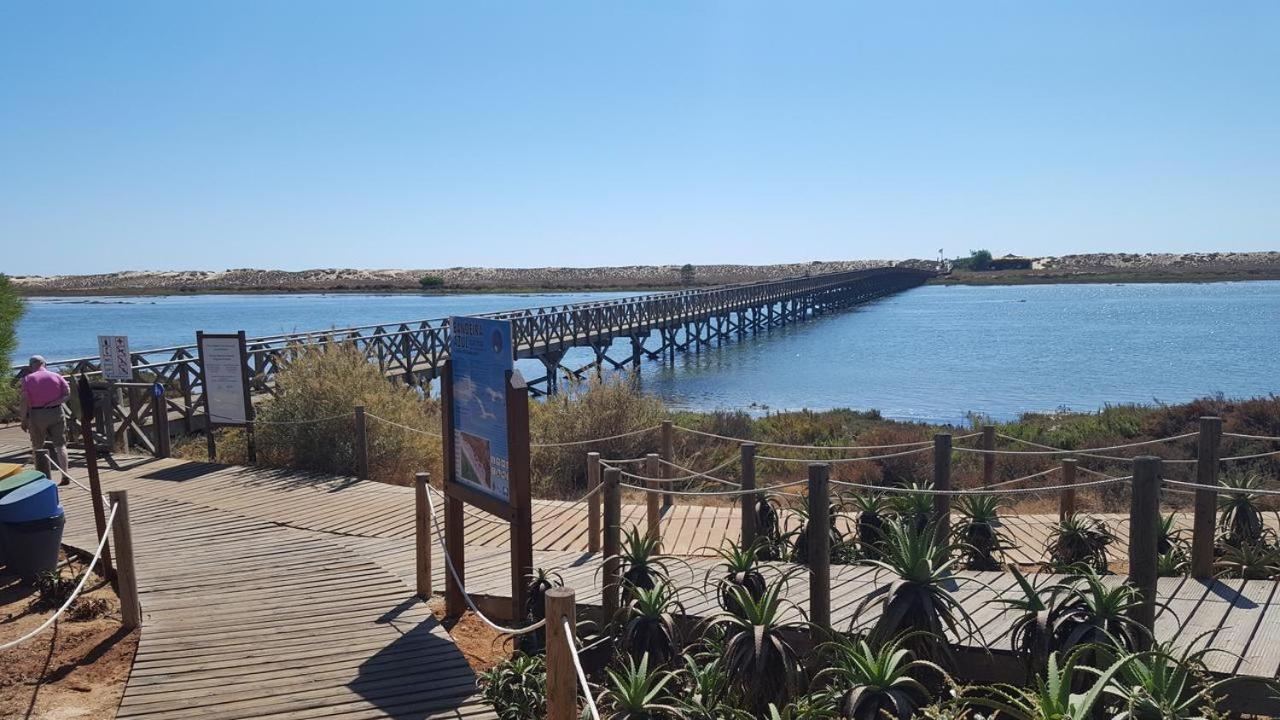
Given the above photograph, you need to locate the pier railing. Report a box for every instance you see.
[10,266,933,445]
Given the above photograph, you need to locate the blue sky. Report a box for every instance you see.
[2,2,1277,275]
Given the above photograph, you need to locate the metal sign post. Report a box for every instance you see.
[441,317,533,620]
[195,331,255,463]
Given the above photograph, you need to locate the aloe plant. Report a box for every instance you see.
[479,653,547,720]
[1217,472,1272,548]
[786,501,845,565]
[764,694,839,719]
[618,527,676,598]
[1048,570,1148,657]
[1214,541,1280,580]
[1045,513,1114,573]
[1102,637,1237,719]
[953,494,1011,571]
[675,653,750,720]
[962,648,1138,720]
[890,482,935,534]
[706,580,807,714]
[999,567,1055,677]
[620,580,684,667]
[597,652,682,719]
[816,633,944,719]
[847,492,893,560]
[852,520,982,667]
[704,539,767,617]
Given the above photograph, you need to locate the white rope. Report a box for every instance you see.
[424,484,509,526]
[757,445,933,464]
[1224,432,1280,442]
[1076,465,1127,481]
[364,413,443,438]
[959,432,1196,456]
[1,503,119,651]
[671,424,970,451]
[530,424,660,448]
[1221,449,1280,462]
[209,412,352,425]
[986,465,1061,489]
[829,476,1132,497]
[617,476,812,497]
[42,456,94,496]
[564,617,602,720]
[607,455,740,484]
[1163,478,1280,497]
[422,488,547,635]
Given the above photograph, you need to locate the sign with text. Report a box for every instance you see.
[97,335,132,381]
[197,332,250,426]
[448,316,513,502]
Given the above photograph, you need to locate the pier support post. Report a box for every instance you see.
[1059,459,1077,519]
[152,387,171,458]
[1192,417,1221,579]
[645,453,661,550]
[808,463,831,632]
[602,468,622,620]
[660,421,674,509]
[1130,456,1161,649]
[586,453,601,553]
[354,405,369,480]
[415,473,432,599]
[545,586,578,720]
[932,433,952,543]
[107,490,142,631]
[740,443,757,548]
[982,425,996,486]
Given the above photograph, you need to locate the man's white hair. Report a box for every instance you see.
[28,355,46,369]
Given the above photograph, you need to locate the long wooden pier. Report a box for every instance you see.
[11,266,933,449]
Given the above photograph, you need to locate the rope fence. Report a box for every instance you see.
[0,502,119,651]
[564,617,601,720]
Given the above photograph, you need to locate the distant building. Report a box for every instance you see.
[987,254,1034,271]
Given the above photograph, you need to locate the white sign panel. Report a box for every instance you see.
[200,335,249,425]
[98,335,132,381]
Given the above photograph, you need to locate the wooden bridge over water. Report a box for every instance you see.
[11,266,933,453]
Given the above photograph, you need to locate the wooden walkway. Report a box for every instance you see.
[6,440,1280,715]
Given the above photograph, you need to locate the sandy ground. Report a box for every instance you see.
[426,598,513,674]
[0,554,137,720]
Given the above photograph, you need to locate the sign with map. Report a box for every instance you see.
[448,316,513,502]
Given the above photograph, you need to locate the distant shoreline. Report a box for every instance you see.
[11,252,1279,296]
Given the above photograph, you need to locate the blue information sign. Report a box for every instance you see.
[449,316,514,502]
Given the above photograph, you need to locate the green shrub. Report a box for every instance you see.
[0,275,24,416]
[530,373,665,497]
[419,274,445,289]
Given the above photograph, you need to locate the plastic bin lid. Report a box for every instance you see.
[0,478,63,523]
[0,470,46,499]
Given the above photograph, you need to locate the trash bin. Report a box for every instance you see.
[0,478,65,581]
[0,470,47,568]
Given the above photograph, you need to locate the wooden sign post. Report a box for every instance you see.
[196,331,255,462]
[441,317,533,621]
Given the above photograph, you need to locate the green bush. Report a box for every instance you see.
[0,275,24,415]
[419,275,445,289]
[530,373,666,497]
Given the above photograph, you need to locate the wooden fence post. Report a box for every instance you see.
[1130,456,1161,649]
[152,386,171,458]
[1059,459,1077,519]
[982,425,996,486]
[1192,417,1221,579]
[660,420,674,509]
[932,433,952,543]
[415,473,432,600]
[354,405,369,480]
[545,586,577,720]
[107,490,142,631]
[34,447,49,477]
[808,463,831,632]
[602,468,622,620]
[587,453,602,554]
[740,443,757,547]
[645,453,662,550]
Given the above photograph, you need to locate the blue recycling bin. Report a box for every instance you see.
[0,471,47,568]
[0,478,65,582]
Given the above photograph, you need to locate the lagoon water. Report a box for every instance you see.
[15,282,1280,424]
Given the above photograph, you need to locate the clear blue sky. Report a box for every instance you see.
[2,2,1277,275]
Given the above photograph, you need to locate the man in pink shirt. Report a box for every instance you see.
[20,355,71,484]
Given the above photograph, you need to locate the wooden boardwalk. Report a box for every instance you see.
[5,440,1280,715]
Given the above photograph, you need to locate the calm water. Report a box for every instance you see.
[15,283,1280,423]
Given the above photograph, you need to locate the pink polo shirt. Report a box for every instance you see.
[21,369,70,408]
